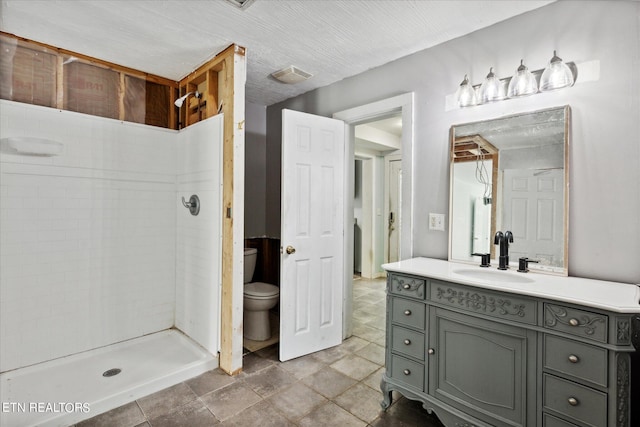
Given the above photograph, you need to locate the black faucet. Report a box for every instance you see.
[472,253,491,267]
[494,231,514,270]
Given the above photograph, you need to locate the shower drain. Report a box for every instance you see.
[102,368,122,377]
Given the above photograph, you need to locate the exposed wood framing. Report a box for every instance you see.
[451,133,499,258]
[178,44,247,375]
[452,134,498,162]
[1,31,178,129]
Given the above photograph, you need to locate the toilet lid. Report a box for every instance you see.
[244,282,279,297]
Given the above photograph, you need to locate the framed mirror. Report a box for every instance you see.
[449,106,569,275]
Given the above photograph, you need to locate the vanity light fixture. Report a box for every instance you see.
[456,51,577,108]
[477,68,504,104]
[456,74,477,107]
[539,50,575,91]
[507,60,538,98]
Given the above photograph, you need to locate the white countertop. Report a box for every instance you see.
[382,257,640,313]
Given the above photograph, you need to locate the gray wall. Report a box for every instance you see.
[266,1,640,284]
[245,102,267,238]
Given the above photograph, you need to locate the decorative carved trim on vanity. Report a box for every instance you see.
[616,353,630,427]
[616,318,630,344]
[391,276,425,298]
[435,287,526,317]
[631,315,640,350]
[544,304,606,339]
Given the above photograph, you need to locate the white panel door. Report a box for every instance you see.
[502,169,564,266]
[280,109,345,362]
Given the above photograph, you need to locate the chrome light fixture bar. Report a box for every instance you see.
[457,51,576,108]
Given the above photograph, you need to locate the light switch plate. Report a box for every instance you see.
[429,213,445,231]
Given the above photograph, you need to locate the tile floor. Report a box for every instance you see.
[75,278,444,427]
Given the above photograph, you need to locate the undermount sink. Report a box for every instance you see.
[453,268,535,284]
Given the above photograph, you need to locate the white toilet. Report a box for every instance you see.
[243,248,280,341]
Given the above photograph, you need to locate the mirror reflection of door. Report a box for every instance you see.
[502,168,564,266]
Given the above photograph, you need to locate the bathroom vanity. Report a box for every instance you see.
[381,257,640,427]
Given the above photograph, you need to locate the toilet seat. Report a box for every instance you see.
[244,282,279,298]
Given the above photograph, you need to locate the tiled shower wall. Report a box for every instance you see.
[175,117,222,355]
[0,101,222,372]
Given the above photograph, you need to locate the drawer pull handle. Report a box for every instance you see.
[568,397,579,406]
[569,318,579,327]
[403,284,411,290]
[403,369,411,375]
[428,348,435,355]
[404,309,412,316]
[404,339,411,345]
[568,354,579,363]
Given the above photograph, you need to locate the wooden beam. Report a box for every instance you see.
[219,53,237,375]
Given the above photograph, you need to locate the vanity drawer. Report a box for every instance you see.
[390,354,424,391]
[543,374,607,427]
[429,280,537,325]
[390,297,426,330]
[389,274,426,300]
[544,303,608,343]
[543,413,579,427]
[544,335,608,387]
[391,325,425,361]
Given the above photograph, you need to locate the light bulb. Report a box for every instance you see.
[507,60,538,98]
[477,68,504,104]
[457,75,477,107]
[540,51,574,91]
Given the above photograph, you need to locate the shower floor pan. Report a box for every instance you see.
[0,329,217,427]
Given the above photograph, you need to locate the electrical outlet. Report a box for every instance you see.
[429,213,445,231]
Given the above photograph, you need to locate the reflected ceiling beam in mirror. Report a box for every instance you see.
[452,134,498,163]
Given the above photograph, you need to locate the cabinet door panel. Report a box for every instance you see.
[429,308,532,427]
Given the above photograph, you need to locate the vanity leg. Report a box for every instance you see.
[380,376,393,409]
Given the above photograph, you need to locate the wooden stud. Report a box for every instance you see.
[219,54,236,375]
[56,55,64,109]
[118,72,126,121]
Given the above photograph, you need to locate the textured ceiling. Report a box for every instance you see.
[0,0,554,106]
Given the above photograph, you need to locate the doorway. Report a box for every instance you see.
[353,115,402,280]
[334,93,414,339]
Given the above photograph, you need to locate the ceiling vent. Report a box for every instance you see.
[224,0,256,10]
[271,66,313,84]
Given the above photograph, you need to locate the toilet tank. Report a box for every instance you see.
[244,248,258,283]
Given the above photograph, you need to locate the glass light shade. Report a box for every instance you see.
[457,74,477,107]
[477,68,504,104]
[540,51,574,91]
[507,60,538,98]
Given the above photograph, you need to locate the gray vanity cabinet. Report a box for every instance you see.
[381,271,639,427]
[429,308,537,427]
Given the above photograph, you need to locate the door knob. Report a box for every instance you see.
[286,245,296,254]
